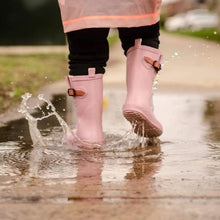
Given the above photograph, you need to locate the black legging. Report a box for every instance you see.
[67,22,160,75]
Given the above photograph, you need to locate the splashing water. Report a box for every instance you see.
[18,93,156,149]
[18,93,75,176]
[18,93,72,147]
[17,93,159,176]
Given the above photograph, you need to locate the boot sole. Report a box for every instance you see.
[123,110,162,137]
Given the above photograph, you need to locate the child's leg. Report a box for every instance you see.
[66,28,110,148]
[66,28,110,75]
[118,22,160,55]
[119,23,163,137]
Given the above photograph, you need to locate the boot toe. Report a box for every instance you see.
[66,130,103,149]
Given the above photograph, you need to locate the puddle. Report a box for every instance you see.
[203,99,220,142]
[0,89,219,204]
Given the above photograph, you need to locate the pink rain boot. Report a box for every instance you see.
[123,39,163,137]
[66,68,104,149]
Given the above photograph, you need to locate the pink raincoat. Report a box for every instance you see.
[58,0,162,33]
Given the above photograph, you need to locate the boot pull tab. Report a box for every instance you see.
[135,39,142,47]
[144,56,161,73]
[88,68,96,78]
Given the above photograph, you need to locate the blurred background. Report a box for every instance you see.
[161,0,220,41]
[0,0,219,45]
[0,0,65,45]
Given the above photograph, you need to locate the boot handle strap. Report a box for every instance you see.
[68,88,85,97]
[144,57,161,73]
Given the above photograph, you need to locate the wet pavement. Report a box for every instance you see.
[0,87,220,220]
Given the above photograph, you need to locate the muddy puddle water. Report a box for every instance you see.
[0,88,219,204]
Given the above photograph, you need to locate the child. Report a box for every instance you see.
[57,0,163,148]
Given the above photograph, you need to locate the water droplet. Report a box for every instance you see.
[213,31,217,35]
[174,52,178,56]
[153,80,159,90]
[154,80,159,85]
[38,94,44,100]
[22,93,32,100]
[18,136,24,140]
[63,108,66,112]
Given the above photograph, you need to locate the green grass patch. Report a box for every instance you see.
[108,34,119,47]
[165,28,220,43]
[0,35,119,114]
[0,53,68,113]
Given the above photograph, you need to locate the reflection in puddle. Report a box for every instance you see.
[125,144,161,180]
[204,99,220,142]
[203,99,220,172]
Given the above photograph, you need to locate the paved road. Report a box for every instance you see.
[104,32,220,90]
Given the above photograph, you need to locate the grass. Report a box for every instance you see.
[0,36,119,114]
[0,53,68,113]
[108,34,119,47]
[165,28,220,43]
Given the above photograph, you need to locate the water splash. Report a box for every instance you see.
[153,79,159,90]
[17,93,76,177]
[17,93,159,177]
[18,93,72,147]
